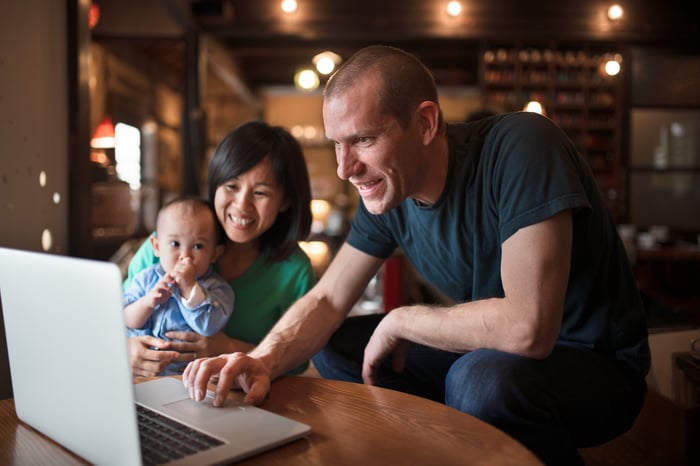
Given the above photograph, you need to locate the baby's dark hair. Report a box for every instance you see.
[157,196,226,245]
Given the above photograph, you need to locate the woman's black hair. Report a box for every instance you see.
[206,121,312,262]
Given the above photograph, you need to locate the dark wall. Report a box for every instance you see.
[631,47,700,107]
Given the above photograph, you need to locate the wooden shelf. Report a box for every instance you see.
[480,42,624,221]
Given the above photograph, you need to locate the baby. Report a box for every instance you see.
[123,196,234,375]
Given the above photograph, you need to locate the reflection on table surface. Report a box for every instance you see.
[0,376,542,466]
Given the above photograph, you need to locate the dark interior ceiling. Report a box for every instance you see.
[92,0,700,93]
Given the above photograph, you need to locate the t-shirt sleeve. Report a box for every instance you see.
[487,112,592,243]
[345,200,398,259]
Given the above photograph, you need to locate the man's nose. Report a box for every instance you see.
[336,146,358,180]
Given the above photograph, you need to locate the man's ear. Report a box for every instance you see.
[150,234,161,258]
[416,101,440,145]
[212,244,225,263]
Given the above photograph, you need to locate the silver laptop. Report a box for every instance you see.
[0,247,310,465]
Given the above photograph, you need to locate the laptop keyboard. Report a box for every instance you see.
[137,404,224,465]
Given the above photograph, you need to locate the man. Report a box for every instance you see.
[184,45,650,465]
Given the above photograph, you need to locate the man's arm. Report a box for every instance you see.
[362,210,571,384]
[250,243,384,378]
[183,243,384,405]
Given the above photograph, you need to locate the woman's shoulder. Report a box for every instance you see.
[123,234,158,290]
[262,245,313,277]
[238,245,310,278]
[286,244,313,266]
[234,245,314,296]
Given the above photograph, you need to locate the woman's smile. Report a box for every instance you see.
[228,212,254,227]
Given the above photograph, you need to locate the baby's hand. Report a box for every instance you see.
[171,257,196,290]
[146,274,174,309]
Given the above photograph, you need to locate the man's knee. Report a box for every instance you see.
[444,349,533,421]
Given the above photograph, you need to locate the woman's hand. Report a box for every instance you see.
[182,352,271,407]
[128,335,181,380]
[164,331,255,359]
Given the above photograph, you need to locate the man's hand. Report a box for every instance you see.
[361,311,411,386]
[182,353,271,407]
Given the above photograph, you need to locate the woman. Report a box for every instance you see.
[126,121,314,378]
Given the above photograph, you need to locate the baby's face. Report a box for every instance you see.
[152,207,220,278]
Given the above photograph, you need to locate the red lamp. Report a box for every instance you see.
[90,115,115,149]
[89,2,100,30]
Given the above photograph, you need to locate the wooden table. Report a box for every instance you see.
[0,376,541,465]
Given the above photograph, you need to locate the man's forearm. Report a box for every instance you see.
[249,293,347,379]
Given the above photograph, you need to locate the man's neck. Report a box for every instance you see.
[412,133,450,206]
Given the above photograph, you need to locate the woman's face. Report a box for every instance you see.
[213,156,289,246]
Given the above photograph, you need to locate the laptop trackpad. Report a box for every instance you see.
[163,395,245,423]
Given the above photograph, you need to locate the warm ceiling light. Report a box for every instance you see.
[294,68,320,91]
[607,4,623,20]
[604,59,621,76]
[312,51,342,75]
[523,101,546,116]
[281,0,297,14]
[446,1,462,17]
[315,56,335,75]
[90,115,116,149]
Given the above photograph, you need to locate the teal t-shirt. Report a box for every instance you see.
[124,236,315,373]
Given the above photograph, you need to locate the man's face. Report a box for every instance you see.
[323,75,424,215]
